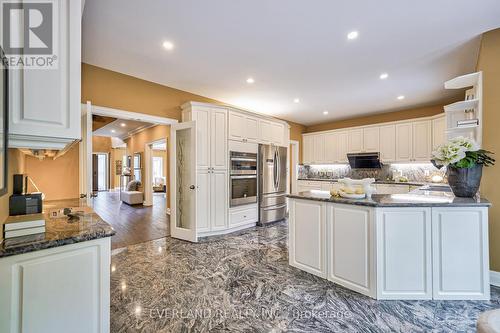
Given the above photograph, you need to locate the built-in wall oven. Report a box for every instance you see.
[230,151,257,207]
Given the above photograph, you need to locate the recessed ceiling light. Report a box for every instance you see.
[120,123,126,127]
[397,95,405,100]
[111,129,116,133]
[323,111,329,115]
[379,73,389,80]
[162,40,174,50]
[293,98,300,103]
[246,77,255,84]
[347,31,359,40]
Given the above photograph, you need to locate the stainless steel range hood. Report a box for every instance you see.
[347,152,382,169]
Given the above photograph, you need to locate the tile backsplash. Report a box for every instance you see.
[298,163,447,184]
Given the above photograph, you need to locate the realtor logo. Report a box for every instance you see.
[1,0,58,69]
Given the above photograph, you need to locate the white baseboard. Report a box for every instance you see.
[490,271,500,287]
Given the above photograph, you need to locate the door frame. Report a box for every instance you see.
[290,140,299,194]
[170,121,198,242]
[144,138,168,207]
[79,102,178,205]
[93,152,110,191]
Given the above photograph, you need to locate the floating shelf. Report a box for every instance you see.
[444,99,479,112]
[445,72,481,89]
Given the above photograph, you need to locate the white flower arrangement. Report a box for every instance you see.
[431,136,494,169]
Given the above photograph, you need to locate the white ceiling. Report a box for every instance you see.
[93,119,153,139]
[82,0,500,125]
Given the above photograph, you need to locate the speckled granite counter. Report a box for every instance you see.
[287,190,491,207]
[0,199,115,258]
[297,178,441,187]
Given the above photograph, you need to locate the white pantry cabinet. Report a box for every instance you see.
[8,0,82,150]
[228,111,259,143]
[259,119,287,146]
[0,238,111,333]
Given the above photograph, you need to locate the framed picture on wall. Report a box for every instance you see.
[0,46,9,196]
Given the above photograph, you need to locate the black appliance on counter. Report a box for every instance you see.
[9,174,43,216]
[347,152,382,169]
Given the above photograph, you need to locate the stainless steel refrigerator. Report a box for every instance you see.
[258,144,287,225]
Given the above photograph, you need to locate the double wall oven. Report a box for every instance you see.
[230,151,258,207]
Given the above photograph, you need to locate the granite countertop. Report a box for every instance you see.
[0,199,115,258]
[296,178,432,186]
[287,190,491,207]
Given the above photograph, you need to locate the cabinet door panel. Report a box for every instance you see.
[376,208,432,299]
[228,112,245,141]
[271,122,285,146]
[196,170,210,232]
[210,171,228,231]
[363,127,380,152]
[211,109,228,170]
[432,208,489,300]
[313,135,325,164]
[324,133,337,163]
[289,200,326,277]
[246,117,259,142]
[379,125,396,162]
[259,120,273,144]
[348,129,363,153]
[413,120,432,161]
[194,109,211,169]
[328,206,375,297]
[432,116,446,150]
[303,136,313,164]
[396,123,412,162]
[336,131,349,163]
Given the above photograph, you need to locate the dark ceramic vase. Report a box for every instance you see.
[447,164,483,197]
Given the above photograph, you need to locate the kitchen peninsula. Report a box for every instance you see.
[0,200,115,333]
[287,189,491,300]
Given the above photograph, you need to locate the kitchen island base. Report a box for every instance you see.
[288,195,490,300]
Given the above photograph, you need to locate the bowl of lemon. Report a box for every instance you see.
[338,186,366,199]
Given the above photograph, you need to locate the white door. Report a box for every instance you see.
[170,122,197,242]
[210,109,228,170]
[379,124,396,162]
[348,129,363,153]
[363,127,380,152]
[413,120,432,161]
[196,170,210,232]
[79,102,93,206]
[396,123,413,162]
[210,170,228,231]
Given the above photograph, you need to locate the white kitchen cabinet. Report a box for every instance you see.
[8,0,82,150]
[183,106,228,170]
[324,133,337,163]
[297,180,323,192]
[313,134,326,164]
[336,131,349,163]
[396,122,413,162]
[376,208,432,299]
[196,170,211,232]
[259,119,286,146]
[289,200,327,278]
[375,184,410,194]
[210,171,228,231]
[0,238,111,333]
[379,124,396,162]
[412,120,432,162]
[363,127,380,152]
[303,136,314,164]
[432,207,490,300]
[271,122,286,146]
[229,111,260,143]
[229,204,258,228]
[432,115,446,150]
[348,129,363,153]
[327,205,376,298]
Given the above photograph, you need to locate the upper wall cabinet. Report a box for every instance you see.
[228,111,259,143]
[259,119,286,146]
[8,0,82,150]
[302,114,444,165]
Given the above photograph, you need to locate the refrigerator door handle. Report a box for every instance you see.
[276,147,281,190]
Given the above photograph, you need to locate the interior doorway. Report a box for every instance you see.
[144,138,168,208]
[290,140,299,194]
[92,153,109,192]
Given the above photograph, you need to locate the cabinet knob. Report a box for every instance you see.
[189,185,195,190]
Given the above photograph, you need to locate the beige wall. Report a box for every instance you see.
[476,28,500,271]
[0,149,26,242]
[24,145,80,201]
[92,136,112,153]
[110,148,126,189]
[305,104,450,133]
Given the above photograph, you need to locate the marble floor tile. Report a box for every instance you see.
[110,222,500,333]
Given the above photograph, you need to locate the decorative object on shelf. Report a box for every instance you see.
[432,136,494,197]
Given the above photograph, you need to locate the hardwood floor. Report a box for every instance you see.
[92,191,169,249]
